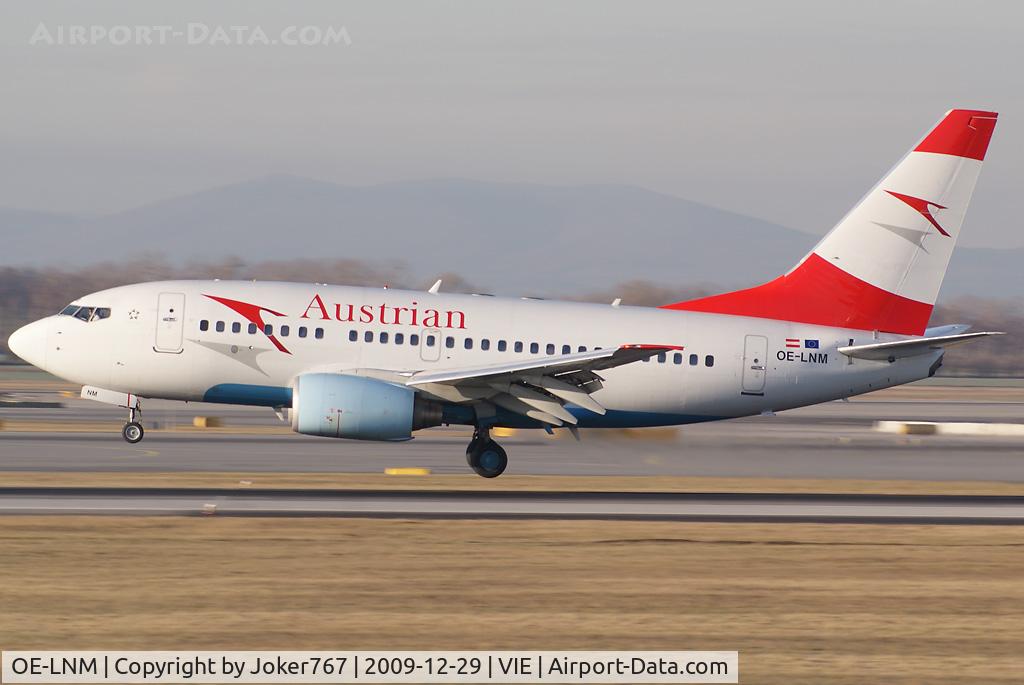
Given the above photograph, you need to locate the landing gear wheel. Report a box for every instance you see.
[468,439,508,478]
[122,421,144,444]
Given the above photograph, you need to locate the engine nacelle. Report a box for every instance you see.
[290,373,442,441]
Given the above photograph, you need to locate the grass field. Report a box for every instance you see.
[1,517,1022,684]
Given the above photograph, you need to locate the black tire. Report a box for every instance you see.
[468,439,508,478]
[122,421,144,444]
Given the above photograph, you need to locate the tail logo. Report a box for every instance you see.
[885,190,950,237]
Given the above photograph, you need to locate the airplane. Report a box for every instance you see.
[7,109,1002,477]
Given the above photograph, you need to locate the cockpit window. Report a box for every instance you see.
[59,305,111,322]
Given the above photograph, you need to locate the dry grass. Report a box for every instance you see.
[0,517,1022,684]
[3,471,1024,495]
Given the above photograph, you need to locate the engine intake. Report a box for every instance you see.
[290,373,442,441]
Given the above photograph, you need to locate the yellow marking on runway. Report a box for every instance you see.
[384,467,431,476]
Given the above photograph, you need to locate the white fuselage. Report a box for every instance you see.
[22,279,940,429]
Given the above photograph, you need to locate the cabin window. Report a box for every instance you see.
[216,321,225,333]
[232,322,241,333]
[364,331,374,343]
[380,332,389,344]
[481,339,490,351]
[263,324,273,336]
[199,320,209,331]
[425,335,435,347]
[280,325,290,337]
[498,340,507,352]
[395,333,404,345]
[298,326,307,338]
[657,352,666,363]
[315,328,324,339]
[705,355,714,367]
[530,342,539,354]
[515,341,524,353]
[689,353,698,366]
[578,346,587,352]
[248,323,258,334]
[410,334,420,345]
[349,330,358,342]
[673,352,682,365]
[561,345,571,355]
[464,338,473,350]
[446,336,455,349]
[546,344,555,355]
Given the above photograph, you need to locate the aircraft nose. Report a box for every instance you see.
[8,318,49,369]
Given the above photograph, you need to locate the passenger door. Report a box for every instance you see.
[741,334,768,395]
[154,292,186,353]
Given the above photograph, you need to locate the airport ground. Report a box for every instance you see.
[2,368,1024,683]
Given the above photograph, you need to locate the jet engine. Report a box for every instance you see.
[290,373,442,441]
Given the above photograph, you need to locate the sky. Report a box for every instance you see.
[1,0,1021,247]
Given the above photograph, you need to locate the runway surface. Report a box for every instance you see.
[3,381,1024,480]
[2,486,1023,523]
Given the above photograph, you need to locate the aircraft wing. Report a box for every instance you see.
[838,331,1003,361]
[404,344,682,427]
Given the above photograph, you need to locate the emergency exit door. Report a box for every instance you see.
[154,292,185,353]
[741,334,768,394]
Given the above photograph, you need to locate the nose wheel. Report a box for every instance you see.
[122,421,144,444]
[122,404,144,444]
[466,429,508,478]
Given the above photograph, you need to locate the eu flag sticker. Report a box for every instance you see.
[804,339,820,349]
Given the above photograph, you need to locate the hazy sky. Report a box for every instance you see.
[1,1,1020,247]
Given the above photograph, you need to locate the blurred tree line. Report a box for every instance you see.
[1,258,1019,376]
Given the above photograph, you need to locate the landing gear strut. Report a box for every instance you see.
[466,428,508,478]
[122,404,144,444]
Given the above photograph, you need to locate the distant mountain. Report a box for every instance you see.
[0,175,1015,298]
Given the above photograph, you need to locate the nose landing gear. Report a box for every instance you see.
[122,405,144,444]
[466,428,508,478]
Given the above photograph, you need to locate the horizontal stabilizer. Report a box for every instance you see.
[839,331,1003,361]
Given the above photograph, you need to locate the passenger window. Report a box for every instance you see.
[673,352,682,365]
[498,340,507,352]
[264,324,273,336]
[515,342,524,353]
[248,323,258,334]
[530,343,539,354]
[298,326,307,338]
[315,328,324,339]
[689,354,698,366]
[426,335,435,347]
[561,345,571,355]
[481,339,490,351]
[280,325,290,337]
[446,336,455,349]
[364,331,374,343]
[349,330,358,342]
[380,332,389,344]
[578,346,587,352]
[657,352,666,363]
[464,338,473,350]
[395,333,404,344]
[643,357,650,363]
[546,344,555,355]
[232,322,241,333]
[410,334,420,345]
[705,355,714,367]
[216,321,225,333]
[200,320,209,332]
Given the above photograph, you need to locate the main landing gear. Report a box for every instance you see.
[122,405,144,444]
[466,428,508,478]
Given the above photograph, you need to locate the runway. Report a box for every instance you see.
[2,487,1024,523]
